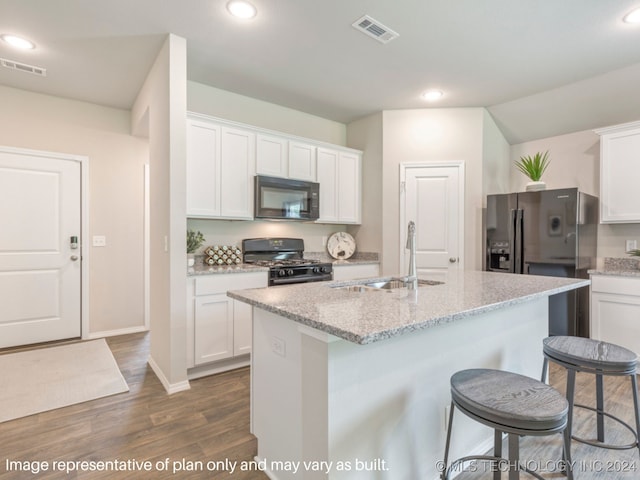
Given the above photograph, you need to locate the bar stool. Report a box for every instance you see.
[442,368,573,480]
[541,336,640,454]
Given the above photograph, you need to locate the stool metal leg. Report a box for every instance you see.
[631,374,640,455]
[596,373,605,443]
[493,430,502,480]
[541,357,548,383]
[508,433,519,480]
[566,369,577,440]
[442,401,455,480]
[563,427,574,480]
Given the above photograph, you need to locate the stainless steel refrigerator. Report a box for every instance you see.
[485,188,598,337]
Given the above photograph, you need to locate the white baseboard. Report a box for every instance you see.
[86,325,148,339]
[148,355,191,395]
[255,457,279,480]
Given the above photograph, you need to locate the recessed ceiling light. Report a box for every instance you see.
[623,7,640,23]
[0,34,35,50]
[227,0,257,19]
[421,90,444,102]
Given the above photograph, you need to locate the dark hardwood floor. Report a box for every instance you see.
[0,333,268,479]
[2,333,639,479]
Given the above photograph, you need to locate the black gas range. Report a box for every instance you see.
[242,238,333,286]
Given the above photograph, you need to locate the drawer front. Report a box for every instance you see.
[591,274,640,295]
[195,272,267,296]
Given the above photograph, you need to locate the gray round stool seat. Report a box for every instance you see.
[442,369,573,480]
[541,336,640,453]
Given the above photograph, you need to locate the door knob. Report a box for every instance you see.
[449,257,457,263]
[70,255,79,261]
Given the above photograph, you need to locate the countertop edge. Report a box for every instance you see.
[228,277,590,345]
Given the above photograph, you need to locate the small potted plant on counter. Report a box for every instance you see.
[187,229,205,267]
[515,150,551,191]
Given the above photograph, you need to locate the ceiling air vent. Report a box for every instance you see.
[352,15,399,44]
[0,58,47,76]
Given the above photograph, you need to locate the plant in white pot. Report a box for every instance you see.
[515,151,550,191]
[187,229,205,267]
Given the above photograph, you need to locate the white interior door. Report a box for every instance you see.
[0,149,81,348]
[401,163,464,282]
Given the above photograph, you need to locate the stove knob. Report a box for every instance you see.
[313,267,320,274]
[278,270,286,277]
[286,269,294,276]
[322,266,330,273]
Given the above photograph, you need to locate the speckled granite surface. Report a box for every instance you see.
[188,263,268,276]
[297,251,379,265]
[228,270,589,345]
[589,257,640,277]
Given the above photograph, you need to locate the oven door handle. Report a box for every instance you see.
[270,275,332,286]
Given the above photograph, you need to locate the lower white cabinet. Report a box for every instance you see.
[187,272,267,372]
[590,274,640,356]
[333,263,380,282]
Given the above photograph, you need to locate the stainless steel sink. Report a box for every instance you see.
[333,278,443,292]
[366,279,443,289]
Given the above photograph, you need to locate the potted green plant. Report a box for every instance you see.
[515,150,550,191]
[187,229,205,267]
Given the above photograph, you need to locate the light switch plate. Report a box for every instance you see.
[93,235,106,247]
[626,240,637,252]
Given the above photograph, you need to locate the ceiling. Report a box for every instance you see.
[2,0,640,144]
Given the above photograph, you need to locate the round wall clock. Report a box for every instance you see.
[327,232,356,260]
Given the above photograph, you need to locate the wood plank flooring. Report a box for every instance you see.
[0,333,268,479]
[2,333,639,479]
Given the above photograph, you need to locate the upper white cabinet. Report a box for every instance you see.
[288,141,317,181]
[256,133,288,177]
[595,121,640,223]
[316,148,362,224]
[187,115,255,220]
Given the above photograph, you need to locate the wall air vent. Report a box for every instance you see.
[0,58,47,76]
[352,15,399,44]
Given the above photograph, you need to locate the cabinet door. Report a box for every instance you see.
[233,300,253,356]
[186,119,221,217]
[288,142,316,181]
[591,291,640,356]
[257,134,287,177]
[316,148,338,222]
[337,152,361,224]
[194,294,234,365]
[220,127,255,219]
[599,126,640,223]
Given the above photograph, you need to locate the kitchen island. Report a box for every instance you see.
[228,271,589,480]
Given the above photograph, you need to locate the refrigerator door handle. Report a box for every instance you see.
[514,209,523,274]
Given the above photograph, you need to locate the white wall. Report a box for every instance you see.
[381,108,488,274]
[510,128,639,258]
[132,34,188,392]
[0,84,148,335]
[186,81,355,253]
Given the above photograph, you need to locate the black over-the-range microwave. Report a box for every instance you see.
[254,175,320,221]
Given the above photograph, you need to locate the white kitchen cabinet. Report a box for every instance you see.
[186,116,255,220]
[595,121,640,223]
[186,119,221,217]
[332,263,379,282]
[316,147,362,224]
[590,274,640,356]
[188,272,267,372]
[288,141,316,181]
[256,133,288,177]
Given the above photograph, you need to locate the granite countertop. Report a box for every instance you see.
[188,263,269,276]
[304,251,379,265]
[589,257,640,277]
[228,270,589,345]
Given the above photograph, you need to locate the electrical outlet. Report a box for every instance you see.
[626,240,637,252]
[92,235,106,247]
[271,336,286,357]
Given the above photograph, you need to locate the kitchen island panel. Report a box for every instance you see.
[252,297,548,480]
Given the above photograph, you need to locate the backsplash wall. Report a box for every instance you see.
[187,219,347,254]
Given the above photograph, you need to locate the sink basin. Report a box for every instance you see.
[333,278,443,292]
[366,279,443,289]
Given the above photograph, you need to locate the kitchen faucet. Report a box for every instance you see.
[406,221,418,290]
